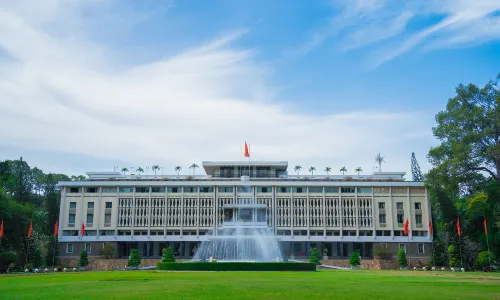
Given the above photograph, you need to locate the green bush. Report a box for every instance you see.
[162,247,175,262]
[398,249,407,268]
[127,249,141,267]
[309,248,321,265]
[79,250,89,267]
[156,262,317,271]
[100,243,115,259]
[0,252,18,268]
[350,249,361,266]
[475,251,495,267]
[32,248,42,268]
[448,245,459,267]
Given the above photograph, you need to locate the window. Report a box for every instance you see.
[69,187,80,193]
[414,202,422,210]
[358,187,372,193]
[184,187,197,193]
[101,187,117,193]
[308,187,323,193]
[293,187,306,193]
[105,202,112,209]
[417,244,424,254]
[397,214,404,224]
[85,243,91,253]
[399,244,407,253]
[105,214,111,225]
[63,230,78,236]
[392,187,407,193]
[277,187,291,193]
[341,187,356,193]
[379,214,386,224]
[87,202,94,209]
[119,187,133,193]
[200,187,214,193]
[86,187,98,193]
[396,202,403,210]
[66,244,73,253]
[238,187,252,193]
[167,187,180,193]
[68,214,75,224]
[324,187,339,193]
[218,187,233,193]
[152,187,166,193]
[374,187,389,193]
[378,202,385,209]
[135,187,149,193]
[86,214,93,225]
[69,202,76,209]
[415,214,422,224]
[257,187,271,193]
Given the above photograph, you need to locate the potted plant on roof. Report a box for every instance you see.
[350,249,361,270]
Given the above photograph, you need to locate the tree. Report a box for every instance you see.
[411,152,423,181]
[375,153,385,172]
[32,248,42,268]
[189,164,199,175]
[79,250,89,267]
[309,166,316,175]
[448,245,460,267]
[428,74,500,190]
[152,165,160,175]
[162,247,175,262]
[340,167,347,175]
[398,249,407,268]
[100,243,115,259]
[175,166,182,175]
[324,167,331,176]
[294,165,302,175]
[45,238,58,266]
[121,168,128,175]
[309,247,321,265]
[136,167,144,175]
[127,248,141,267]
[349,249,361,266]
[355,167,362,175]
[475,251,495,268]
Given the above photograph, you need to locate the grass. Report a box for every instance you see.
[0,270,499,299]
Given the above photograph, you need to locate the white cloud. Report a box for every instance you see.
[0,1,435,177]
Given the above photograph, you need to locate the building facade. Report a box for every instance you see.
[57,161,432,261]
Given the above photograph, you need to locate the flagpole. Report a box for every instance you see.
[52,236,57,267]
[459,234,463,269]
[485,219,492,270]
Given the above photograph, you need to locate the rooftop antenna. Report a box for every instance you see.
[374,153,385,172]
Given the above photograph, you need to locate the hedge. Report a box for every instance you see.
[156,262,317,271]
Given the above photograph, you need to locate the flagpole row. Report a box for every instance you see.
[484,218,492,270]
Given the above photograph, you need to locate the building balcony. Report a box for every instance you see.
[415,209,422,215]
[68,223,75,228]
[397,223,404,228]
[416,223,423,228]
[378,209,386,214]
[380,223,387,227]
[69,208,76,214]
[87,208,94,214]
[104,223,111,227]
[105,208,112,214]
[397,209,404,214]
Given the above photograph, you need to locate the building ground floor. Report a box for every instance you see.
[58,241,431,261]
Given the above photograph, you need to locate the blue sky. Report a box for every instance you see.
[1,0,499,177]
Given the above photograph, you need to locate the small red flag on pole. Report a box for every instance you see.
[428,220,433,235]
[27,220,33,238]
[54,220,59,237]
[0,220,4,238]
[456,218,461,237]
[81,222,85,237]
[403,218,410,235]
[483,218,488,235]
[244,142,250,158]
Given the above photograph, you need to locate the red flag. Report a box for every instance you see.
[0,220,4,238]
[456,218,461,237]
[483,218,488,235]
[54,220,59,237]
[27,220,33,238]
[403,218,409,235]
[244,142,250,158]
[81,222,85,237]
[428,220,433,235]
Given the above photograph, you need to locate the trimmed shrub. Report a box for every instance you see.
[398,249,407,268]
[350,249,361,266]
[309,248,321,265]
[448,245,459,267]
[156,262,316,271]
[100,243,115,259]
[162,247,175,262]
[127,249,141,267]
[32,249,43,268]
[79,250,89,267]
[475,251,495,268]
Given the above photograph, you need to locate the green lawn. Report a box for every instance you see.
[1,270,499,299]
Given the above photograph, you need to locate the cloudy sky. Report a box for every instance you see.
[1,0,499,177]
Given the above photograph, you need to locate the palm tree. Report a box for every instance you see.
[152,165,160,175]
[121,167,128,175]
[324,167,331,176]
[136,167,144,175]
[340,166,347,175]
[190,164,199,175]
[355,167,362,175]
[294,165,302,175]
[175,166,182,175]
[309,166,316,175]
[374,153,385,172]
